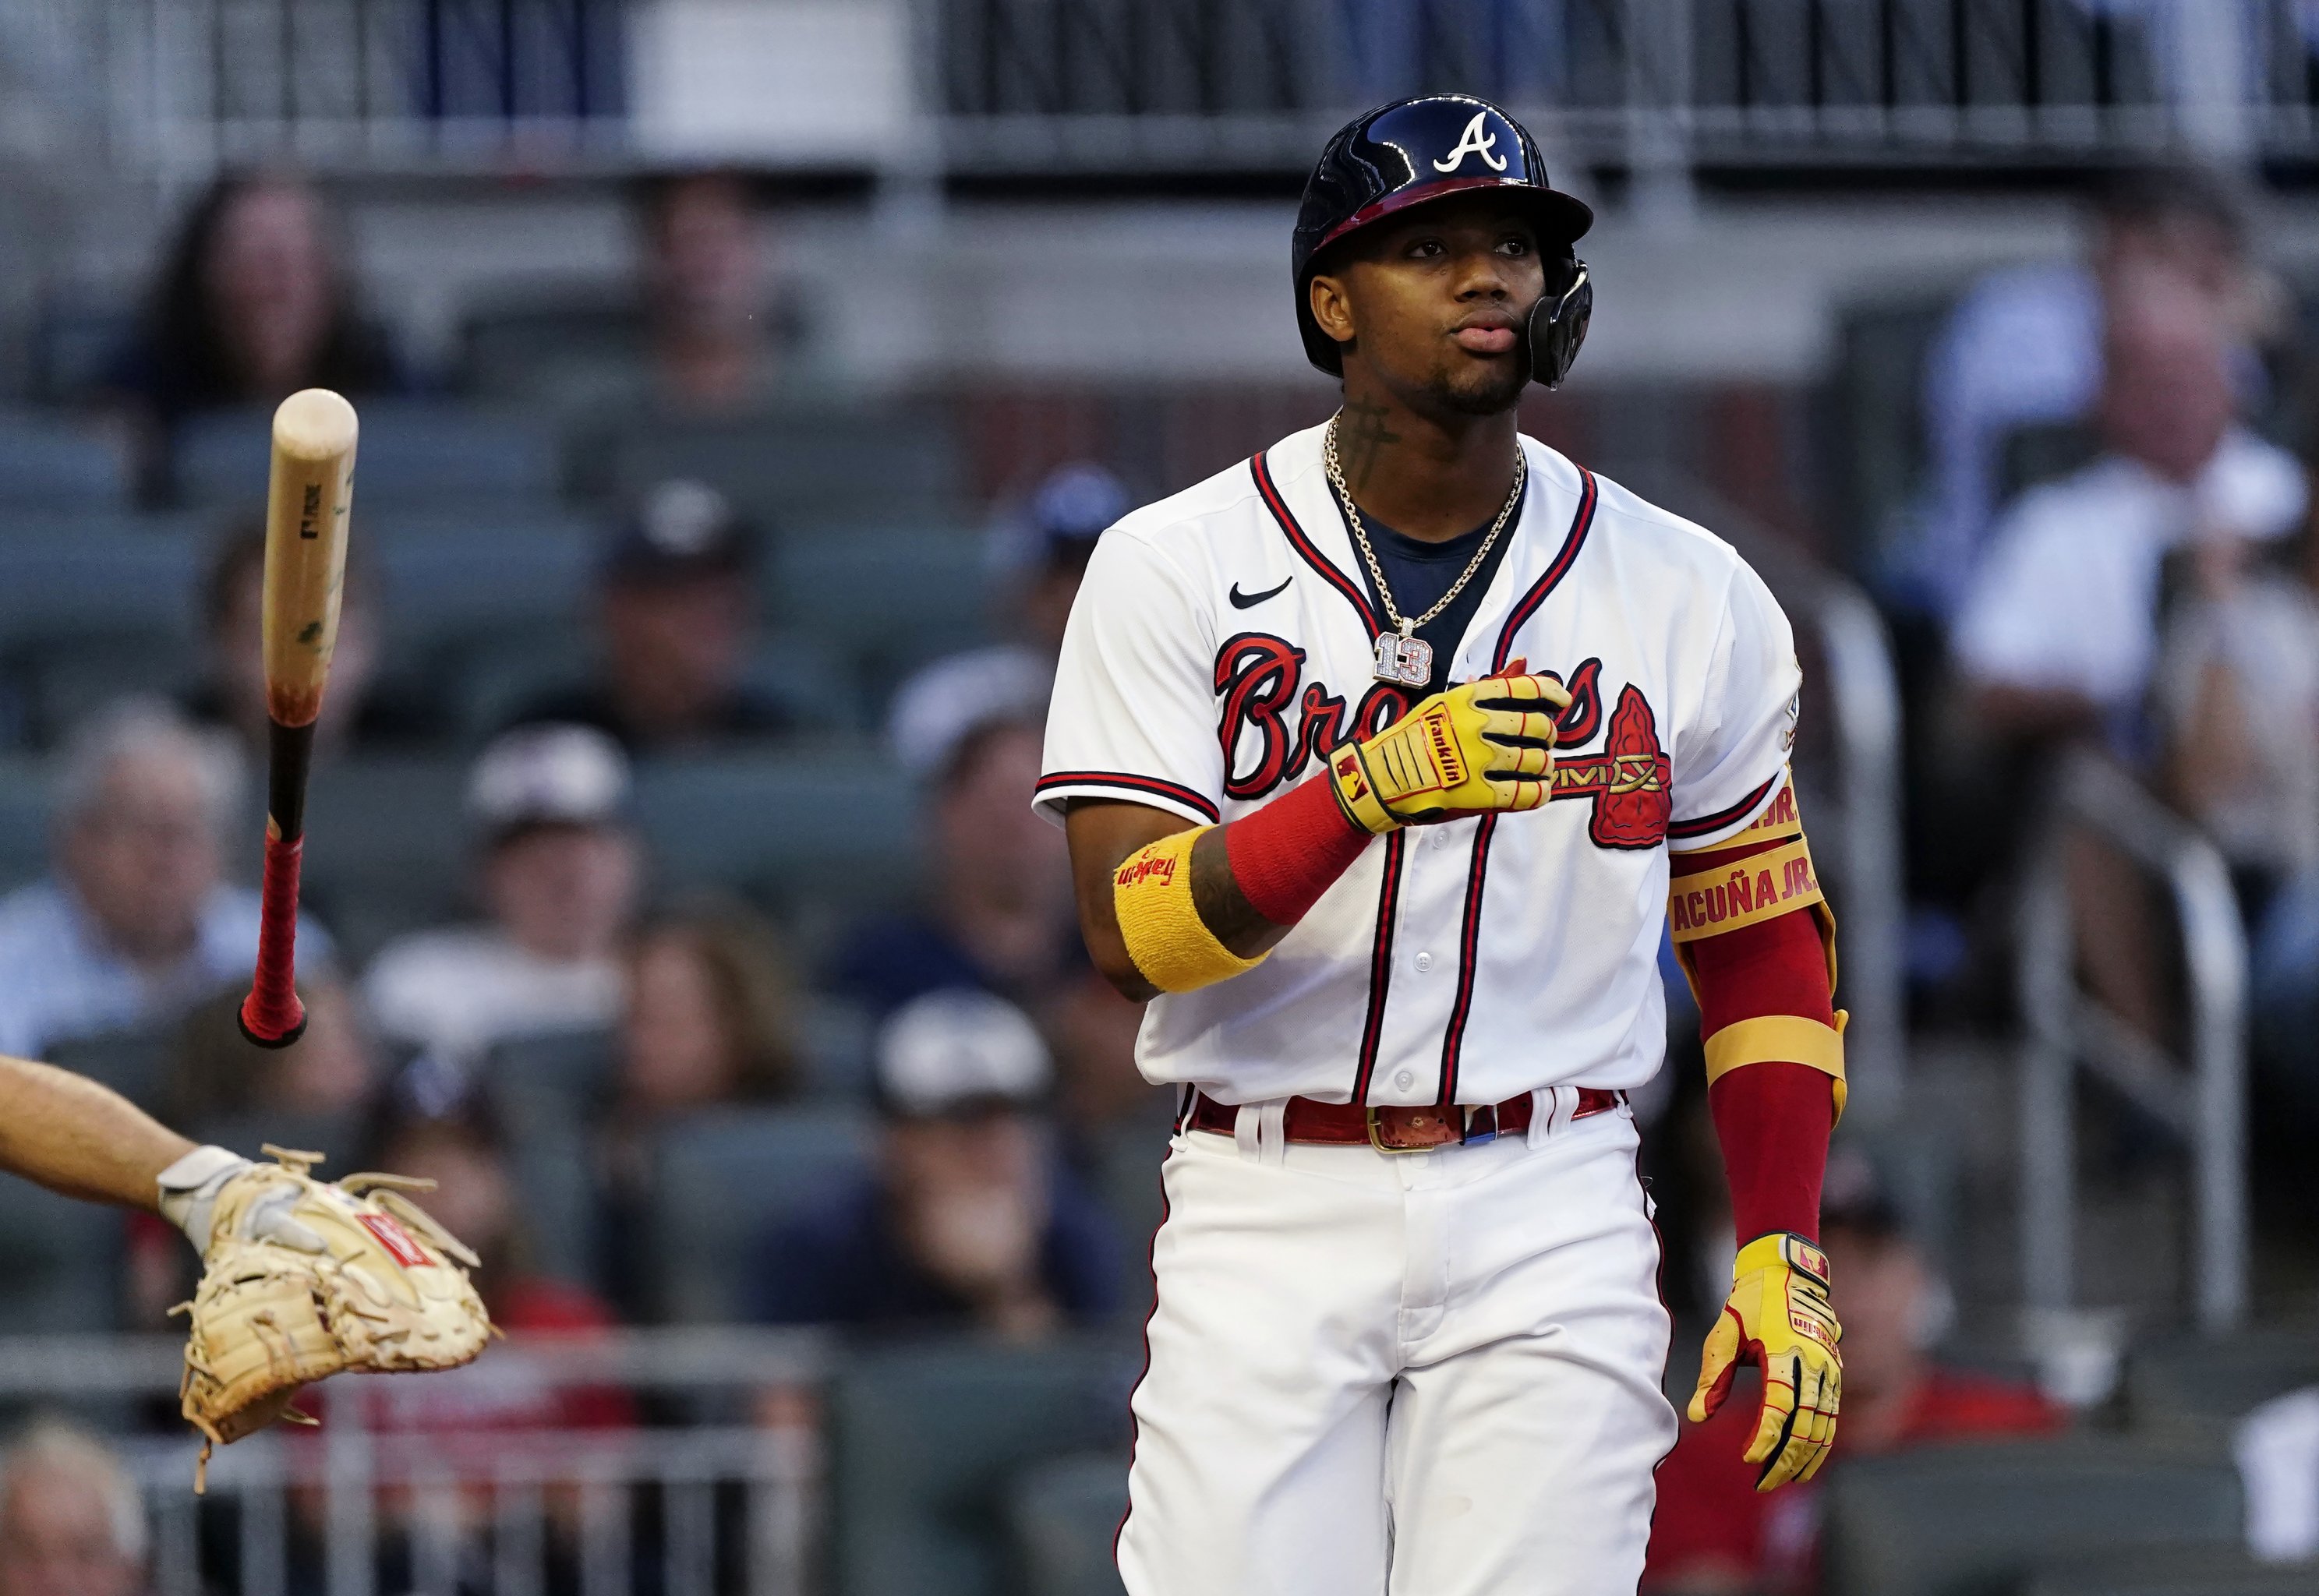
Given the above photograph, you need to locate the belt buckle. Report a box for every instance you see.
[1366,1105,1464,1153]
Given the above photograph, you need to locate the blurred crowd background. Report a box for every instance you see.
[0,2,2317,1595]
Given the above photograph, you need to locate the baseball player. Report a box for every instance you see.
[0,1054,489,1484]
[1038,96,1844,1593]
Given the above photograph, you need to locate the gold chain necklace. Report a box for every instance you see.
[1324,412,1526,687]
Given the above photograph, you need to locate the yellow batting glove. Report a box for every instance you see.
[1327,669,1571,834]
[1689,1231,1843,1491]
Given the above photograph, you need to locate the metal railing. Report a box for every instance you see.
[2016,750,2249,1334]
[1811,577,1908,1126]
[0,1328,829,1596]
[12,0,2319,177]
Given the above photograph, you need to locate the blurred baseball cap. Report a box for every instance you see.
[1819,1144,1905,1240]
[602,478,757,584]
[988,462,1130,575]
[468,723,631,839]
[874,988,1052,1118]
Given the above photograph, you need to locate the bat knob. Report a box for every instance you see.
[238,989,308,1050]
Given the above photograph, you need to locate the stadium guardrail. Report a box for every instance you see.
[0,1326,830,1596]
[2016,749,2249,1336]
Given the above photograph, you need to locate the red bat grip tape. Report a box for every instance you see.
[238,832,307,1047]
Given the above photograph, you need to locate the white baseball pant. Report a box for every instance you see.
[1115,1093,1676,1595]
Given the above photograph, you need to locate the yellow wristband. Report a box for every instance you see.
[1113,828,1267,994]
[1703,1011,1849,1124]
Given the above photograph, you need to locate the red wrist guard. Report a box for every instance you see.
[1682,832,1838,1244]
[1224,772,1373,927]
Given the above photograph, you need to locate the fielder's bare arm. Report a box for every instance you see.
[1040,96,1844,1596]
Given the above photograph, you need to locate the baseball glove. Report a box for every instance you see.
[173,1146,493,1490]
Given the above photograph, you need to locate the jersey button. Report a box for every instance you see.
[1415,952,1434,973]
[1394,1070,1416,1091]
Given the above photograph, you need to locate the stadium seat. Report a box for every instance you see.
[631,750,922,913]
[487,1072,604,1290]
[0,1174,122,1332]
[444,629,864,744]
[577,407,967,528]
[484,1026,616,1111]
[2127,1326,2319,1437]
[171,401,560,509]
[771,525,992,680]
[456,295,645,401]
[0,411,130,509]
[641,1103,876,1322]
[294,757,471,965]
[1005,1452,1129,1596]
[0,532,199,643]
[0,755,52,889]
[46,1028,175,1112]
[828,1337,1137,1596]
[798,998,873,1100]
[17,629,196,749]
[2024,1545,2319,1594]
[1820,1439,2247,1596]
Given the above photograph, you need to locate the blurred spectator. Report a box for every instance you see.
[749,989,1119,1340]
[0,1421,146,1596]
[0,699,332,1059]
[1644,1151,2060,1594]
[507,481,790,753]
[104,172,402,454]
[2237,1384,2319,1564]
[2155,514,2319,914]
[365,726,639,1073]
[182,522,419,761]
[637,170,795,415]
[828,717,1079,1017]
[613,902,807,1117]
[1953,274,2305,758]
[886,463,1130,778]
[1907,164,2269,614]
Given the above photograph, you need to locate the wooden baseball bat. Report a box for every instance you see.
[238,389,358,1048]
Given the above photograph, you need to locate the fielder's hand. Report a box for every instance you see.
[1689,1231,1842,1491]
[172,1146,493,1490]
[1327,668,1570,833]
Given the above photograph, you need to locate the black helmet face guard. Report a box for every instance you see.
[1293,94,1595,387]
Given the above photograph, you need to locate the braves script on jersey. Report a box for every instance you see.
[1038,422,1801,1110]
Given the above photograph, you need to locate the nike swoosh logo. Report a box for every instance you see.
[1229,577,1292,609]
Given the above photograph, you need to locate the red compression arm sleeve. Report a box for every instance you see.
[1680,835,1838,1245]
[1222,772,1373,927]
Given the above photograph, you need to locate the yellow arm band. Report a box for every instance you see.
[1704,1012,1849,1124]
[1112,828,1267,994]
[1668,829,1838,998]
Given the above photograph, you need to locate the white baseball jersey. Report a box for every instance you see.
[1038,421,1801,1108]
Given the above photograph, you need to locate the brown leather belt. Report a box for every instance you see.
[1185,1087,1623,1153]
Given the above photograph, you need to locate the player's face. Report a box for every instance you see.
[1313,196,1547,417]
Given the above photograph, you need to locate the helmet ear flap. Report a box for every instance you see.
[1526,258,1591,390]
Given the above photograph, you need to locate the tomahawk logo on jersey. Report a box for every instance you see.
[1037,422,1802,1112]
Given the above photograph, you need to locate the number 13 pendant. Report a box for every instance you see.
[1373,626,1433,688]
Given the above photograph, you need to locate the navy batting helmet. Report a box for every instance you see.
[1293,95,1595,387]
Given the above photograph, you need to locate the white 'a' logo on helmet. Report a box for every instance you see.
[1433,111,1509,174]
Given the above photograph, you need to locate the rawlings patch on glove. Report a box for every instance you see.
[173,1146,493,1489]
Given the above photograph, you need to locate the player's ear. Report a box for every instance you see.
[1308,271,1357,351]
